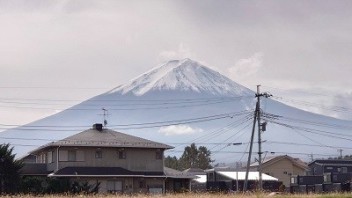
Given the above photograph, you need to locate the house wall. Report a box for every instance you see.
[308,164,324,175]
[69,177,164,194]
[39,147,164,172]
[262,158,306,187]
[308,163,352,175]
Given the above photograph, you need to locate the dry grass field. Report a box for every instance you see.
[1,193,352,198]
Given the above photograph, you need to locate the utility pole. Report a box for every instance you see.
[244,102,258,191]
[257,85,263,190]
[255,85,272,191]
[338,149,343,159]
[309,153,314,162]
[244,86,272,191]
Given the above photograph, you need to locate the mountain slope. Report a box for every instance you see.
[107,59,253,96]
[1,58,352,162]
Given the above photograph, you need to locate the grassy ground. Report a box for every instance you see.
[1,193,352,198]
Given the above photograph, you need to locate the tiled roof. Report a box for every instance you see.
[50,166,164,177]
[31,126,173,153]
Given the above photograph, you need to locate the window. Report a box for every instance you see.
[47,151,53,163]
[209,173,214,181]
[118,150,126,159]
[95,150,102,159]
[107,180,123,192]
[156,150,162,160]
[68,150,76,161]
[38,153,46,163]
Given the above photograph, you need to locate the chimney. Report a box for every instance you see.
[93,123,103,132]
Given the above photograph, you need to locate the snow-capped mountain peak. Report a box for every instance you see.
[108,58,253,96]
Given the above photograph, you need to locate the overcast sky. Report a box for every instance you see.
[1,0,352,126]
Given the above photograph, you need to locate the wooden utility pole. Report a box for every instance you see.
[255,85,272,190]
[244,85,272,191]
[244,102,258,191]
[257,85,263,190]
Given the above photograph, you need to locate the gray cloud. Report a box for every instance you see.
[1,0,352,124]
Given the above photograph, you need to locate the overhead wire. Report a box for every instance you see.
[0,110,252,131]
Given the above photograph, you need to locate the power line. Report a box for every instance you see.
[265,141,352,150]
[0,110,251,128]
[272,96,352,113]
[165,113,253,153]
[266,119,352,142]
[0,86,109,90]
[0,97,252,111]
[0,96,251,103]
[168,149,337,157]
[261,85,337,97]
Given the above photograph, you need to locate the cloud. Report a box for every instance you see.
[157,43,192,63]
[228,52,264,81]
[158,125,203,136]
[331,92,352,120]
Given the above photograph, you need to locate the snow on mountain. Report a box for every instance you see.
[108,58,253,96]
[1,58,352,163]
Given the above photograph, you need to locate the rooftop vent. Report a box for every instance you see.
[93,123,103,132]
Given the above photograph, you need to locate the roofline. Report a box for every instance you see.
[257,155,309,170]
[308,160,352,166]
[30,144,173,155]
[48,173,169,178]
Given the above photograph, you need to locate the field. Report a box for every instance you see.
[1,193,352,198]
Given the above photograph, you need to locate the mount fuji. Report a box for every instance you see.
[1,58,352,163]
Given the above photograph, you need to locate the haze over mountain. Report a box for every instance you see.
[1,59,352,162]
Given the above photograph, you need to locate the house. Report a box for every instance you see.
[205,167,280,191]
[164,167,195,192]
[182,168,206,192]
[20,123,194,193]
[288,159,352,193]
[250,155,308,187]
[308,159,352,175]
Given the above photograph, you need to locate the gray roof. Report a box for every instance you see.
[309,159,352,166]
[164,167,196,179]
[183,168,205,175]
[31,127,173,154]
[50,166,164,177]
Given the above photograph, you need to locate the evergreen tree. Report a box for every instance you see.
[164,156,180,170]
[179,143,199,169]
[178,143,213,170]
[0,143,23,194]
[197,146,213,169]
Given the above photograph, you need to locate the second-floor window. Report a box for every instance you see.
[156,150,162,160]
[118,150,126,159]
[95,150,103,159]
[47,151,53,163]
[68,150,76,161]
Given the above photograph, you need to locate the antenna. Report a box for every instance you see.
[102,108,109,127]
